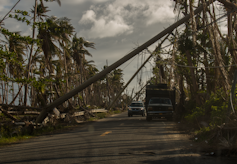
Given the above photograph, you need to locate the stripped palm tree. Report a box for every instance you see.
[71,34,95,106]
[2,32,26,105]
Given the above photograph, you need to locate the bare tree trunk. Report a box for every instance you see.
[202,0,230,95]
[1,81,4,103]
[3,81,7,104]
[24,0,37,106]
[80,58,86,106]
[9,84,23,105]
[0,87,2,103]
[178,75,185,114]
[171,42,177,88]
[189,0,197,47]
[201,0,212,93]
[64,50,69,93]
[0,107,17,121]
[203,52,212,92]
[208,25,230,95]
[227,11,237,79]
[6,81,8,104]
[185,50,201,104]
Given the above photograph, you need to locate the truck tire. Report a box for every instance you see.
[166,117,173,121]
[146,116,152,121]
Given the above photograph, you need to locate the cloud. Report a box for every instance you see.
[78,0,175,39]
[0,0,14,17]
[80,10,96,24]
[144,3,176,25]
[79,9,133,39]
[63,0,110,5]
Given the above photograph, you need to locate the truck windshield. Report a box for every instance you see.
[149,98,171,104]
[130,103,143,107]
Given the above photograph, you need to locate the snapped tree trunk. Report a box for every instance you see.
[24,0,37,106]
[208,25,230,95]
[185,50,201,104]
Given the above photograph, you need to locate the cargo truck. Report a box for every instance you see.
[145,84,175,121]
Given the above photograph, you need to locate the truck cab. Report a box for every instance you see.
[146,97,174,121]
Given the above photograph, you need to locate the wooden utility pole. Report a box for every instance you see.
[107,49,154,110]
[36,0,215,123]
[106,60,110,106]
[131,77,155,102]
[108,33,169,109]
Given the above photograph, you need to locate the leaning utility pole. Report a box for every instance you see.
[36,0,215,123]
[107,49,154,110]
[108,33,170,109]
[106,60,110,106]
[131,77,155,102]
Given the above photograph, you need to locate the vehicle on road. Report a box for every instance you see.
[128,101,145,117]
[145,84,175,121]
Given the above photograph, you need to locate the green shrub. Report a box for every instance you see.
[184,88,229,127]
[0,126,8,138]
[113,110,121,114]
[88,117,96,121]
[96,113,106,119]
[194,126,213,142]
[210,105,227,126]
[185,106,205,123]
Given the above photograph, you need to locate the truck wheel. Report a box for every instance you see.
[166,117,173,121]
[146,116,152,121]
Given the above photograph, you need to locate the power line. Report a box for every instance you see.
[158,59,237,69]
[121,53,138,70]
[175,63,237,68]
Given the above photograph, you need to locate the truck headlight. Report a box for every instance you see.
[147,107,153,111]
[168,107,173,111]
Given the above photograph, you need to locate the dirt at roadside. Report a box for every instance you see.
[174,121,237,158]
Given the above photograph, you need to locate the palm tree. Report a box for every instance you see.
[71,34,94,106]
[31,4,50,21]
[4,32,26,78]
[109,68,124,106]
[3,32,26,105]
[71,34,95,75]
[39,0,61,10]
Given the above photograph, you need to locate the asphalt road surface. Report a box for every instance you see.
[0,112,235,164]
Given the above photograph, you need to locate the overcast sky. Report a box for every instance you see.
[1,0,216,97]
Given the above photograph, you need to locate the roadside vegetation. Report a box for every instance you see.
[0,108,124,146]
[147,0,237,153]
[138,0,237,153]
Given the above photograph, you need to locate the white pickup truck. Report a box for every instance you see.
[146,97,174,121]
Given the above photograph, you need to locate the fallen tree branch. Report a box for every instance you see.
[0,104,42,111]
[0,107,17,121]
[9,84,23,105]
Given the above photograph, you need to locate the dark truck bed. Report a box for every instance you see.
[145,84,176,120]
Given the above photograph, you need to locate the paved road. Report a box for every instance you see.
[0,112,235,164]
